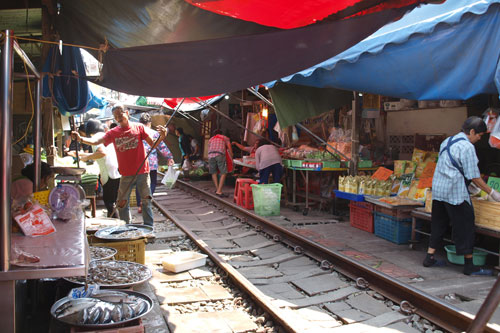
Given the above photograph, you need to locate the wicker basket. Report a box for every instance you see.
[472,199,500,231]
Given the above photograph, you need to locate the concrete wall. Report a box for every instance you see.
[387,106,467,137]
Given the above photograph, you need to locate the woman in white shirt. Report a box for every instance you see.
[80,119,121,217]
[255,140,282,184]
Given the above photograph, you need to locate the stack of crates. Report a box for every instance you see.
[349,201,374,233]
[374,206,413,244]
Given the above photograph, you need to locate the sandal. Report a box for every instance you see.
[216,193,228,198]
[465,268,494,276]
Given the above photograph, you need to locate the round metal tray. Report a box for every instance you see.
[89,246,117,260]
[85,217,127,233]
[50,290,153,328]
[94,225,153,241]
[51,166,87,176]
[64,260,152,288]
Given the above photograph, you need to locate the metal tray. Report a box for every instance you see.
[85,217,127,233]
[51,166,87,176]
[94,225,153,241]
[89,246,117,260]
[50,290,153,328]
[64,260,152,288]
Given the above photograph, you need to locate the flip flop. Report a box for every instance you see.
[466,268,494,276]
[429,259,447,267]
[423,257,447,268]
[216,193,228,198]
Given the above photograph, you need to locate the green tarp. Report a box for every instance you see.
[269,83,352,128]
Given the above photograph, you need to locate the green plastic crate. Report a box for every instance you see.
[322,160,341,169]
[283,159,303,168]
[251,183,283,216]
[444,245,487,266]
[347,160,373,168]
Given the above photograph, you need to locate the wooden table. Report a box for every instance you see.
[410,208,500,266]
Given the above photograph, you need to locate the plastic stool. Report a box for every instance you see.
[234,178,257,205]
[237,180,258,209]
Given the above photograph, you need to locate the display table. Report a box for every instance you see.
[410,208,500,265]
[285,165,378,215]
[1,217,87,280]
[0,215,87,332]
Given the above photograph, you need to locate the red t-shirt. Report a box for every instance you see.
[103,123,150,176]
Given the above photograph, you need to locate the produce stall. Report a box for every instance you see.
[333,147,440,244]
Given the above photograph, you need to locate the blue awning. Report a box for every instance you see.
[267,0,500,100]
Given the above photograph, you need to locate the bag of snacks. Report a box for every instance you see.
[404,161,417,174]
[394,160,407,177]
[412,148,427,164]
[397,173,414,197]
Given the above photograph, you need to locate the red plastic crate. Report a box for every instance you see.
[70,318,144,333]
[349,201,374,233]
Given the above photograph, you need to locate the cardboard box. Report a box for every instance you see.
[384,102,402,111]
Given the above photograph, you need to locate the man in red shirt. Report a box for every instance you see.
[73,105,167,225]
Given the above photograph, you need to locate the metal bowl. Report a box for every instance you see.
[89,246,117,260]
[94,225,153,241]
[51,166,87,176]
[50,290,153,328]
[64,260,152,288]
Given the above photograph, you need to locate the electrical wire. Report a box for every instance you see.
[12,57,35,146]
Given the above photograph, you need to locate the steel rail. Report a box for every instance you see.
[153,197,298,333]
[172,179,500,333]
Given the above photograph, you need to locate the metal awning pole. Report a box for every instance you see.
[246,87,349,162]
[178,110,202,124]
[1,30,13,272]
[467,275,500,333]
[33,80,42,191]
[194,97,279,147]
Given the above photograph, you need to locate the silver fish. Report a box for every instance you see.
[99,307,112,324]
[130,299,148,316]
[122,303,135,320]
[94,291,130,303]
[56,298,97,318]
[110,303,123,322]
[78,307,89,324]
[87,305,102,324]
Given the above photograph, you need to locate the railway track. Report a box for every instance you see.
[152,179,499,333]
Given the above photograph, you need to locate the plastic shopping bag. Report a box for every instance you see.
[489,116,500,149]
[161,166,180,189]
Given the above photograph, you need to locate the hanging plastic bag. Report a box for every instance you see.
[182,159,192,171]
[161,166,180,189]
[489,116,500,149]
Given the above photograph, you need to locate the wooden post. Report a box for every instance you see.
[350,92,362,175]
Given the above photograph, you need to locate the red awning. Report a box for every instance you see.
[184,0,424,28]
[163,95,222,110]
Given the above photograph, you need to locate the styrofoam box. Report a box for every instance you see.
[162,251,208,273]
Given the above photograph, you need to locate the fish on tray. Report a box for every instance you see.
[54,291,149,325]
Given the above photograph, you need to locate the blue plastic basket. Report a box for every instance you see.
[334,190,365,202]
[374,212,413,244]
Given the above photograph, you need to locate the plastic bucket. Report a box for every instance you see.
[251,183,283,216]
[444,245,487,266]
